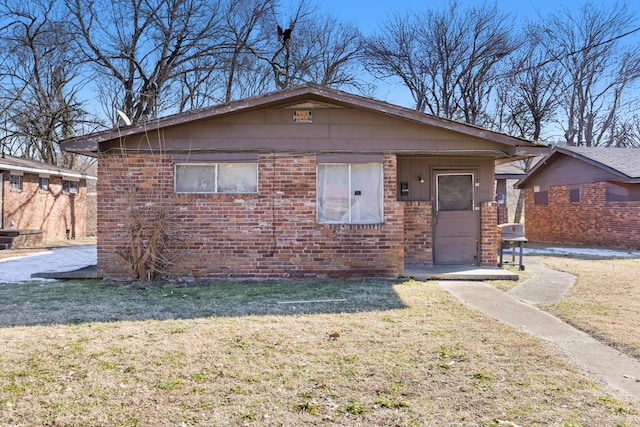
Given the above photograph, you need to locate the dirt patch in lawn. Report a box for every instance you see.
[0,278,638,426]
[538,256,640,360]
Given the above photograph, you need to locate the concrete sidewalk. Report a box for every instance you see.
[441,280,640,403]
[0,244,97,283]
[507,257,576,304]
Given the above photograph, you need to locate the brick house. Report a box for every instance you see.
[62,84,545,279]
[516,146,640,250]
[0,155,95,248]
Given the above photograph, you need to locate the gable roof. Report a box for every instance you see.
[0,155,95,180]
[516,146,640,187]
[61,83,546,158]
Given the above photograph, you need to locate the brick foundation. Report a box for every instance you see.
[524,183,640,250]
[97,152,404,279]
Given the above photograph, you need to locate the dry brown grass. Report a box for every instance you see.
[539,256,640,359]
[0,278,637,426]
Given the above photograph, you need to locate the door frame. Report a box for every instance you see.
[432,169,480,264]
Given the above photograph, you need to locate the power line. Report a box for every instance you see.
[516,26,640,75]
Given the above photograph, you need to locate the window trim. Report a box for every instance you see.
[174,162,258,194]
[435,172,475,212]
[533,189,548,205]
[39,176,50,191]
[316,162,384,225]
[62,179,79,194]
[569,187,580,203]
[9,173,23,190]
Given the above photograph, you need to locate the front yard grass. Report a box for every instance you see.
[1,278,638,426]
[538,256,640,359]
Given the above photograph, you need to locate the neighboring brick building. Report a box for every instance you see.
[62,84,545,279]
[516,146,640,250]
[0,156,96,248]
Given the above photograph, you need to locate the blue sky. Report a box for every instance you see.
[315,0,640,112]
[318,0,636,34]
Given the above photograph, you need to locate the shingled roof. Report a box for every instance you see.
[558,146,640,179]
[517,146,640,187]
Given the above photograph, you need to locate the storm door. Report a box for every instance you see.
[433,172,479,264]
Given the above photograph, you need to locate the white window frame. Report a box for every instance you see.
[317,162,384,225]
[62,179,79,194]
[39,175,50,191]
[174,163,258,194]
[9,172,23,190]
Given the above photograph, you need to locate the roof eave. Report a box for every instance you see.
[554,146,635,181]
[61,84,546,156]
[0,163,96,180]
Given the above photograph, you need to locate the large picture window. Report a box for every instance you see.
[317,163,383,224]
[175,163,257,194]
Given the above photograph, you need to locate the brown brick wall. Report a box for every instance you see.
[2,171,88,242]
[480,201,499,265]
[403,201,433,265]
[523,183,640,250]
[97,152,405,279]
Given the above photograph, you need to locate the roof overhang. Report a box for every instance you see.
[61,84,547,159]
[0,159,96,180]
[516,146,640,188]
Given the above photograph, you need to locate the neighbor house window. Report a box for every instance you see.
[62,179,79,193]
[39,176,49,191]
[9,173,22,190]
[533,186,548,205]
[569,187,580,203]
[317,163,383,224]
[175,163,258,194]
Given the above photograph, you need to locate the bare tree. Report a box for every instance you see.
[220,0,276,102]
[251,0,363,91]
[301,14,363,89]
[613,114,640,148]
[534,3,640,146]
[65,0,226,125]
[362,13,431,113]
[0,0,88,166]
[495,33,564,222]
[363,1,515,126]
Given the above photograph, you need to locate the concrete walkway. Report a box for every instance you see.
[507,257,576,304]
[440,260,640,403]
[0,244,97,283]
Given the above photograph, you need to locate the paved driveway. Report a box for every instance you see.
[0,244,97,283]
